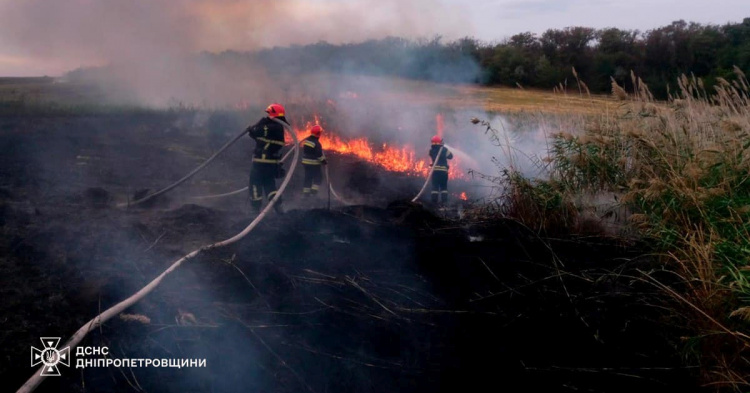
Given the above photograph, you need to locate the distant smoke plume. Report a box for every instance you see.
[0,0,512,191]
[0,0,471,78]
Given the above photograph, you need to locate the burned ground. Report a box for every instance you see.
[0,112,697,392]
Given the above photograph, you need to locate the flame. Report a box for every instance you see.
[460,192,468,201]
[291,116,464,179]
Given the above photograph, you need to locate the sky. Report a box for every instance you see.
[461,0,750,40]
[0,0,748,77]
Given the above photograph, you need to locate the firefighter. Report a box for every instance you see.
[429,135,453,204]
[246,103,288,214]
[301,124,327,197]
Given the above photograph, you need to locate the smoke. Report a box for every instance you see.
[0,0,473,104]
[268,72,553,201]
[0,0,532,197]
[0,0,471,64]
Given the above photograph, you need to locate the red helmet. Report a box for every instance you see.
[265,103,285,118]
[311,125,323,137]
[431,135,443,144]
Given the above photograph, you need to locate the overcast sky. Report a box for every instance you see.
[458,0,749,40]
[0,0,748,76]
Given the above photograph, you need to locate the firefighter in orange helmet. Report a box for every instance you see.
[301,124,327,197]
[245,103,288,213]
[429,135,453,204]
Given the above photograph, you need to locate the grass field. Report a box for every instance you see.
[0,77,103,105]
[298,73,617,114]
[0,75,616,116]
[3,72,747,390]
[0,76,156,115]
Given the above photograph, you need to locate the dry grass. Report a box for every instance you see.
[462,84,613,114]
[471,69,750,390]
[317,74,613,114]
[0,73,615,116]
[119,313,151,325]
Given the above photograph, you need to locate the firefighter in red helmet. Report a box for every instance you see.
[245,103,288,214]
[429,135,453,204]
[301,124,327,197]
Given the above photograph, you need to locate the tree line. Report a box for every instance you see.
[242,18,750,99]
[68,18,750,100]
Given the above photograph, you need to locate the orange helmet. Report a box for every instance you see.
[431,135,443,144]
[265,103,285,118]
[311,125,323,137]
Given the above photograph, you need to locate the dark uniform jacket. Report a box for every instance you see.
[246,116,287,163]
[429,144,453,172]
[301,135,326,165]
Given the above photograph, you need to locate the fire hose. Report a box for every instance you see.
[117,128,251,208]
[195,143,443,205]
[17,119,300,393]
[411,145,445,203]
[324,165,349,205]
[190,151,351,206]
[188,148,295,201]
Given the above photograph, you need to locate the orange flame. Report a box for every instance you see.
[460,192,468,201]
[291,117,463,179]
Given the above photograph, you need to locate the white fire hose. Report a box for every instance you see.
[189,148,295,201]
[17,119,300,393]
[324,165,349,205]
[154,136,444,206]
[117,128,251,208]
[195,143,442,205]
[191,149,350,206]
[411,145,445,203]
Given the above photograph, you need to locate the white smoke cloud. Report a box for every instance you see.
[0,0,471,76]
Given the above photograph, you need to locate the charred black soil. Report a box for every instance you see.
[1,112,696,392]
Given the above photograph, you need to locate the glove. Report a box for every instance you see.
[321,159,328,165]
